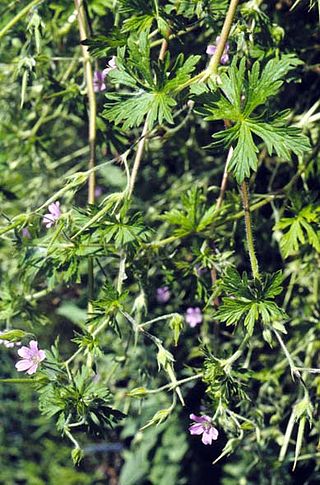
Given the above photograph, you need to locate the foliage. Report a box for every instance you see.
[200,56,310,182]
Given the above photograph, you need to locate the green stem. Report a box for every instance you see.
[224,334,250,370]
[139,313,180,329]
[128,120,149,198]
[205,0,239,78]
[239,181,260,280]
[0,378,39,384]
[64,428,81,449]
[176,0,239,91]
[147,373,203,394]
[150,23,201,49]
[147,234,185,249]
[74,0,97,312]
[0,0,41,40]
[273,329,301,381]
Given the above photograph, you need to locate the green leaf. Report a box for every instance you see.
[215,268,287,335]
[161,187,217,236]
[103,34,199,129]
[201,56,310,182]
[81,29,128,57]
[275,204,320,257]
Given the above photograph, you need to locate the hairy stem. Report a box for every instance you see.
[74,0,96,310]
[239,181,260,280]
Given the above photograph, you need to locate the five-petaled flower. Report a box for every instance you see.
[93,56,116,93]
[185,307,203,328]
[189,413,219,445]
[156,286,171,303]
[206,36,230,65]
[15,340,46,375]
[43,201,61,228]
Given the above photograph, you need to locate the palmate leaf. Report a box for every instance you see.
[275,204,320,258]
[81,29,128,57]
[202,56,310,183]
[106,91,176,129]
[101,212,152,248]
[119,0,171,34]
[161,187,217,236]
[215,268,287,335]
[103,34,200,129]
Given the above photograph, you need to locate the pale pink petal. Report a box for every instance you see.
[189,423,204,435]
[103,56,116,77]
[38,350,46,361]
[26,363,38,374]
[221,53,229,65]
[189,413,211,423]
[93,70,106,92]
[202,426,219,445]
[109,56,116,68]
[15,360,32,371]
[210,427,219,440]
[18,346,32,358]
[29,340,38,352]
[43,214,54,226]
[102,67,112,77]
[206,44,216,55]
[189,413,201,421]
[188,319,198,328]
[201,429,212,445]
[48,202,61,218]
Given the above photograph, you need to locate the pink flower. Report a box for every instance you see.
[103,56,116,75]
[185,307,203,328]
[93,57,116,93]
[15,340,46,375]
[22,227,31,239]
[189,413,219,445]
[43,201,61,228]
[93,70,106,93]
[206,36,230,65]
[156,286,170,303]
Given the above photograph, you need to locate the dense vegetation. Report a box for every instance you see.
[0,0,319,483]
